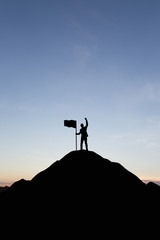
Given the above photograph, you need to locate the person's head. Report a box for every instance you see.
[81,123,84,128]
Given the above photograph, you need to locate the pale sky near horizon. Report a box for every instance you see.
[1,0,160,186]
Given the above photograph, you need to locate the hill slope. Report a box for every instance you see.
[1,150,160,236]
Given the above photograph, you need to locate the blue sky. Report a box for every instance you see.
[1,0,160,185]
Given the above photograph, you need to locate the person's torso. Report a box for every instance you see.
[80,127,88,137]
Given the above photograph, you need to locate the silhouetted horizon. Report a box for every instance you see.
[1,150,160,188]
[1,150,160,237]
[1,150,160,198]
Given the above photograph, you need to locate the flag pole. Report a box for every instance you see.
[75,123,77,151]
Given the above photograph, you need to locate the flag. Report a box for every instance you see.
[64,120,77,128]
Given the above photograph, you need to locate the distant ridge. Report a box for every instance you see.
[143,179,160,186]
[0,186,9,193]
[1,150,160,237]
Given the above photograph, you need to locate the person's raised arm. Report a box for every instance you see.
[85,118,88,127]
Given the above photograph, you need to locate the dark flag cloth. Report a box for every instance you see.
[64,120,77,128]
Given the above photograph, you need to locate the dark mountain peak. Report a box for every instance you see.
[1,150,160,236]
[31,150,110,182]
[60,149,106,162]
[30,150,146,201]
[3,150,148,198]
[2,150,160,203]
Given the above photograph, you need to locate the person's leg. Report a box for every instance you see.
[85,138,88,151]
[80,138,83,150]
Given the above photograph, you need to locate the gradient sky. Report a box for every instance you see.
[1,0,160,186]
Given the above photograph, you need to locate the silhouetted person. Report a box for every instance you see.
[76,118,88,150]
